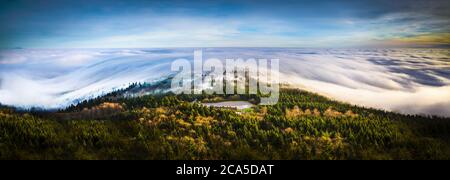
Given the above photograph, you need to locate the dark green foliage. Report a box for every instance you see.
[0,89,449,160]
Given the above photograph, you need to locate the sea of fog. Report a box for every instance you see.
[0,48,449,117]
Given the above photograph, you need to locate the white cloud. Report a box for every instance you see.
[0,52,27,64]
[0,48,449,117]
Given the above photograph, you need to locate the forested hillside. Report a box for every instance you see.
[0,88,449,160]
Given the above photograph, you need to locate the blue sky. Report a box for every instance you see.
[0,0,449,48]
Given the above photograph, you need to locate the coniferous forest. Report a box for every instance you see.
[0,87,449,160]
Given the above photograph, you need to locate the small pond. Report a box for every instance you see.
[202,101,254,110]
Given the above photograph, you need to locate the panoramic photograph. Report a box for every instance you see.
[0,0,449,165]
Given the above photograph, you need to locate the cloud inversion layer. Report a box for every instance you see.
[0,48,449,116]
